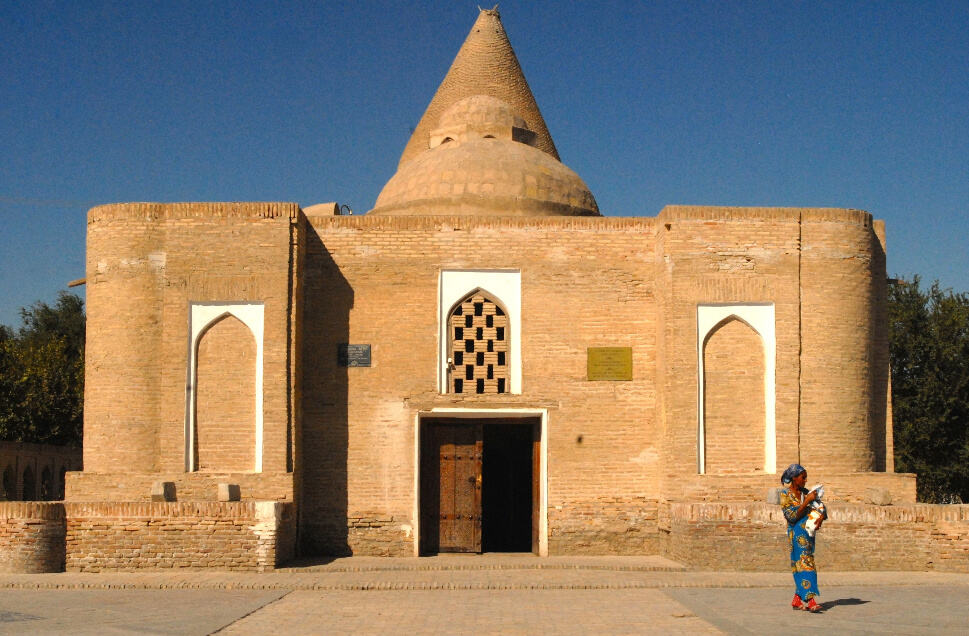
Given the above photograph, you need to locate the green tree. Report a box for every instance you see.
[889,276,969,503]
[0,292,84,446]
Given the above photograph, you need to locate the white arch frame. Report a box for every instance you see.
[439,270,521,394]
[696,303,776,475]
[185,302,264,472]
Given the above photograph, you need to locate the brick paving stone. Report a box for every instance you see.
[0,558,968,635]
[666,585,969,635]
[0,589,286,635]
[216,589,721,635]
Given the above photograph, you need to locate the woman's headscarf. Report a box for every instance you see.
[781,463,806,485]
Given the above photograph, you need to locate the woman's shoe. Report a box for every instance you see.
[806,598,822,612]
[791,594,804,610]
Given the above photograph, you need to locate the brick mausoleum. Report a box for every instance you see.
[3,9,968,573]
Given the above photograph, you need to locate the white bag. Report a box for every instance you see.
[804,485,826,537]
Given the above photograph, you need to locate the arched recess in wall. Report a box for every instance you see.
[21,466,35,501]
[40,465,53,500]
[696,304,776,475]
[702,317,765,474]
[1,465,15,500]
[445,290,511,394]
[193,314,257,472]
[58,466,67,500]
[185,303,264,472]
[439,271,521,394]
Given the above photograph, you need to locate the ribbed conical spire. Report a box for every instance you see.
[397,8,559,167]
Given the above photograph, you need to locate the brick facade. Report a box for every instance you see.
[4,9,946,571]
[64,201,916,565]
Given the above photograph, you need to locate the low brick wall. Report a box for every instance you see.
[0,502,66,573]
[65,472,293,502]
[65,501,296,572]
[348,514,413,556]
[548,497,659,555]
[664,502,969,572]
[668,472,916,504]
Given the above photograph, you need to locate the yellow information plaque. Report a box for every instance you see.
[587,347,633,381]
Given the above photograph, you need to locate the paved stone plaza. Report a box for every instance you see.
[1,556,967,634]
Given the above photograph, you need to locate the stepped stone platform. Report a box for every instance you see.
[1,555,967,592]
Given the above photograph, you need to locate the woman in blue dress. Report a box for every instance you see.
[779,463,825,612]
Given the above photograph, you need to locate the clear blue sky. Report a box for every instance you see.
[2,1,967,328]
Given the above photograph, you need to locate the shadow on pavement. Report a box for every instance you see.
[822,597,870,611]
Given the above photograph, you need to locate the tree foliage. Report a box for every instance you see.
[889,276,969,503]
[0,292,84,446]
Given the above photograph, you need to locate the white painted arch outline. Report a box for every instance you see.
[439,270,522,394]
[185,302,264,472]
[696,303,776,475]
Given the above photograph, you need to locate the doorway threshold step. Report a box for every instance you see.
[278,555,687,573]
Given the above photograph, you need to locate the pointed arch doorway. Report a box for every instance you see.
[418,411,546,555]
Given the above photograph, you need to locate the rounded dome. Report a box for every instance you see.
[438,95,527,133]
[369,137,599,217]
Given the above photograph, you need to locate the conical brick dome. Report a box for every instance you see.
[369,8,599,217]
[398,8,558,167]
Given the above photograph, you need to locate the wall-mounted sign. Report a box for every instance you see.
[587,347,632,381]
[338,344,371,367]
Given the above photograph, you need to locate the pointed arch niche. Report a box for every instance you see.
[696,304,775,475]
[185,302,264,472]
[439,271,521,394]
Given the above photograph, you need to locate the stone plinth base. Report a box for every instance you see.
[663,502,969,572]
[65,501,295,572]
[548,497,659,555]
[665,472,917,504]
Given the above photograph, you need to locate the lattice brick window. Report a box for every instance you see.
[449,292,509,394]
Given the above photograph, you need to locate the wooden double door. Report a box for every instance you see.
[420,418,539,554]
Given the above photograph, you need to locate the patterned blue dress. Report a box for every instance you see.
[780,487,820,601]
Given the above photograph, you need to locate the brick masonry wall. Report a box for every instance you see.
[298,209,895,555]
[800,209,885,472]
[65,501,295,572]
[665,472,916,505]
[664,502,969,572]
[65,472,293,502]
[78,202,893,558]
[84,202,300,478]
[300,214,658,555]
[347,514,412,557]
[654,207,804,500]
[0,502,66,573]
[654,206,891,500]
[548,497,659,555]
[195,314,256,472]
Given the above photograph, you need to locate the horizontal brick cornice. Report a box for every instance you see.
[88,202,301,223]
[306,213,655,233]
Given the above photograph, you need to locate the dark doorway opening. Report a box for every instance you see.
[482,422,533,552]
[420,417,539,555]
